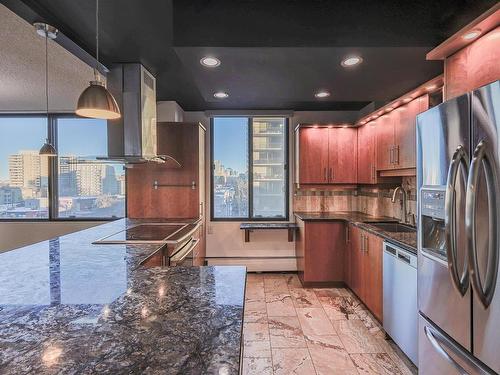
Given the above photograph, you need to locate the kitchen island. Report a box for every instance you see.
[0,219,246,374]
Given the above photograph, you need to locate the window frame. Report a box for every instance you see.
[210,116,289,222]
[0,113,126,222]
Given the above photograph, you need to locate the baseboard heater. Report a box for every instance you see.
[205,256,297,272]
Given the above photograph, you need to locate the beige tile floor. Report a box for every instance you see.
[242,273,417,375]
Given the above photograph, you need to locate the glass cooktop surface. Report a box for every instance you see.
[94,224,186,243]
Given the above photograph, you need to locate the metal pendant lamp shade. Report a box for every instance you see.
[76,0,121,120]
[39,138,57,156]
[76,80,120,119]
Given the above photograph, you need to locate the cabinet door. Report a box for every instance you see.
[365,232,383,321]
[330,128,357,183]
[304,222,345,283]
[344,224,353,287]
[357,123,377,184]
[298,128,330,184]
[376,116,395,170]
[349,225,362,297]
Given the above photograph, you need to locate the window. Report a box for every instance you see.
[56,117,125,219]
[0,114,125,220]
[0,116,49,219]
[211,117,288,220]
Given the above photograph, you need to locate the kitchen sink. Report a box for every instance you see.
[369,222,416,233]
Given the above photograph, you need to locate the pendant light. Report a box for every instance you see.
[76,0,121,120]
[35,22,58,157]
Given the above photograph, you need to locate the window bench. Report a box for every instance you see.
[239,223,298,242]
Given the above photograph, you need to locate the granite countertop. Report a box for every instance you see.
[355,223,417,254]
[0,219,246,374]
[294,211,417,253]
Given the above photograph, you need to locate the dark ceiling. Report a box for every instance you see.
[2,0,496,111]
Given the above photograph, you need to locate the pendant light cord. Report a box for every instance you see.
[95,0,99,80]
[45,26,50,142]
[45,26,49,118]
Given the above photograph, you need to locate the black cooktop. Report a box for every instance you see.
[94,224,186,243]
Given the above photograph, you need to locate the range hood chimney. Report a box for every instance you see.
[101,63,180,167]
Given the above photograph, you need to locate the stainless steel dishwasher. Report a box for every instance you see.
[383,241,418,365]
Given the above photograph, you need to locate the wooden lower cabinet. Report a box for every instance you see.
[295,219,383,321]
[295,219,345,285]
[192,223,206,266]
[347,226,383,321]
[299,220,384,321]
[364,232,383,321]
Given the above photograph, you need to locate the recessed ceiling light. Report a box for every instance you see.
[200,56,221,67]
[213,91,228,98]
[403,97,412,103]
[426,84,437,91]
[315,91,331,98]
[360,120,366,125]
[462,29,481,41]
[341,56,363,67]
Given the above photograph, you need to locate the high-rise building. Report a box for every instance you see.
[252,118,286,218]
[7,150,48,198]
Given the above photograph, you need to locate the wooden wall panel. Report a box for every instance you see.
[127,123,202,219]
[445,27,500,100]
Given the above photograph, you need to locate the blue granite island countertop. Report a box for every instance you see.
[0,219,246,374]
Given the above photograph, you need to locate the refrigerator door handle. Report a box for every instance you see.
[445,145,470,296]
[466,140,499,308]
[424,325,469,375]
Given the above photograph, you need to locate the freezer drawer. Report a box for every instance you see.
[419,314,494,375]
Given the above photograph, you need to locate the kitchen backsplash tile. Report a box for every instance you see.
[293,176,416,222]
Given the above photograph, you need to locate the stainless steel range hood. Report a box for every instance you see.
[100,63,180,167]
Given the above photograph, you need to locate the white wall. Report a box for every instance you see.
[184,110,356,271]
[0,4,95,112]
[157,101,185,122]
[0,221,104,253]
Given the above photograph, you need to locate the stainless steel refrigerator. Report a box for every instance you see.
[416,80,500,375]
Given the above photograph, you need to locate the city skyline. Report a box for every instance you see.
[0,117,109,180]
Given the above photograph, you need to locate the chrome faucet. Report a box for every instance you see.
[392,186,408,224]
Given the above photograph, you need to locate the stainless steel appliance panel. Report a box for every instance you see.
[383,242,418,364]
[417,94,472,351]
[470,80,500,374]
[416,93,470,189]
[419,314,494,375]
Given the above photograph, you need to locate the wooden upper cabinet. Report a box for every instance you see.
[330,128,357,183]
[376,94,429,174]
[298,127,329,184]
[394,95,429,170]
[376,115,395,171]
[357,123,377,184]
[297,127,357,185]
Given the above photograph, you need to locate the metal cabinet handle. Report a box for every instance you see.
[424,326,468,375]
[394,145,400,164]
[170,238,200,264]
[371,164,376,181]
[324,167,327,182]
[330,167,333,181]
[466,140,499,308]
[445,145,470,296]
[389,147,393,164]
[360,233,364,251]
[345,226,350,243]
